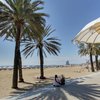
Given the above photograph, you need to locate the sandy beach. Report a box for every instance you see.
[0,66,92,99]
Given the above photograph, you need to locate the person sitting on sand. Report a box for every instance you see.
[53,75,61,87]
[60,75,65,85]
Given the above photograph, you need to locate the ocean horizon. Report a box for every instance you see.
[0,64,79,69]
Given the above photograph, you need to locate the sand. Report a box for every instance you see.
[0,66,92,99]
[14,71,99,100]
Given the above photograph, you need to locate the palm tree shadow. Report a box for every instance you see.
[10,86,33,97]
[8,77,100,100]
[9,80,52,97]
[63,81,100,100]
[13,85,68,100]
[29,81,100,100]
[9,81,34,97]
[30,87,68,100]
[23,81,33,85]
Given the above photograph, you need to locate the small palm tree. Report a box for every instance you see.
[0,0,47,88]
[22,25,61,79]
[78,43,95,72]
[92,44,100,71]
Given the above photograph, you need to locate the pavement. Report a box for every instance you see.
[1,72,100,100]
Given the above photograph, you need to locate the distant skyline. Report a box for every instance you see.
[0,0,100,66]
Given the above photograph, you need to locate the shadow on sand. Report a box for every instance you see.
[9,80,52,97]
[8,76,100,100]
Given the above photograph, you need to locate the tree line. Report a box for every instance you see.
[78,43,100,72]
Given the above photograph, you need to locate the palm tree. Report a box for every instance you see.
[92,44,100,71]
[22,25,61,79]
[5,26,36,82]
[5,27,25,82]
[0,0,47,88]
[78,43,95,72]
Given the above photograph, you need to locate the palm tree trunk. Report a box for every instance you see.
[39,46,45,79]
[12,41,20,89]
[98,61,100,70]
[18,49,24,82]
[95,55,99,71]
[90,49,95,72]
[12,25,21,89]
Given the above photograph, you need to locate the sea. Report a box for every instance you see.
[0,64,72,70]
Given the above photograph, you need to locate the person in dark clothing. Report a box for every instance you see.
[60,75,65,85]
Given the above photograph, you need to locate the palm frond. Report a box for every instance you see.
[22,25,61,58]
[22,42,36,58]
[5,0,17,12]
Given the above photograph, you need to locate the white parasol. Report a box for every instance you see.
[74,17,100,44]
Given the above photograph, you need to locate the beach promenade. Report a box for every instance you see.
[1,72,100,100]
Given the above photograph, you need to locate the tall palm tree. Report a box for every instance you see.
[5,27,25,82]
[78,43,95,72]
[5,26,36,82]
[22,25,61,79]
[0,0,47,88]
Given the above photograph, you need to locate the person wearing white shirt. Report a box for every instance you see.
[53,75,61,87]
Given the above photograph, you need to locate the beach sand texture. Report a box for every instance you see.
[0,66,92,98]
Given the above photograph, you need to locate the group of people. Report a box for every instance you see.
[53,74,65,87]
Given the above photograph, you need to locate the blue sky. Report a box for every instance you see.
[0,0,100,66]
